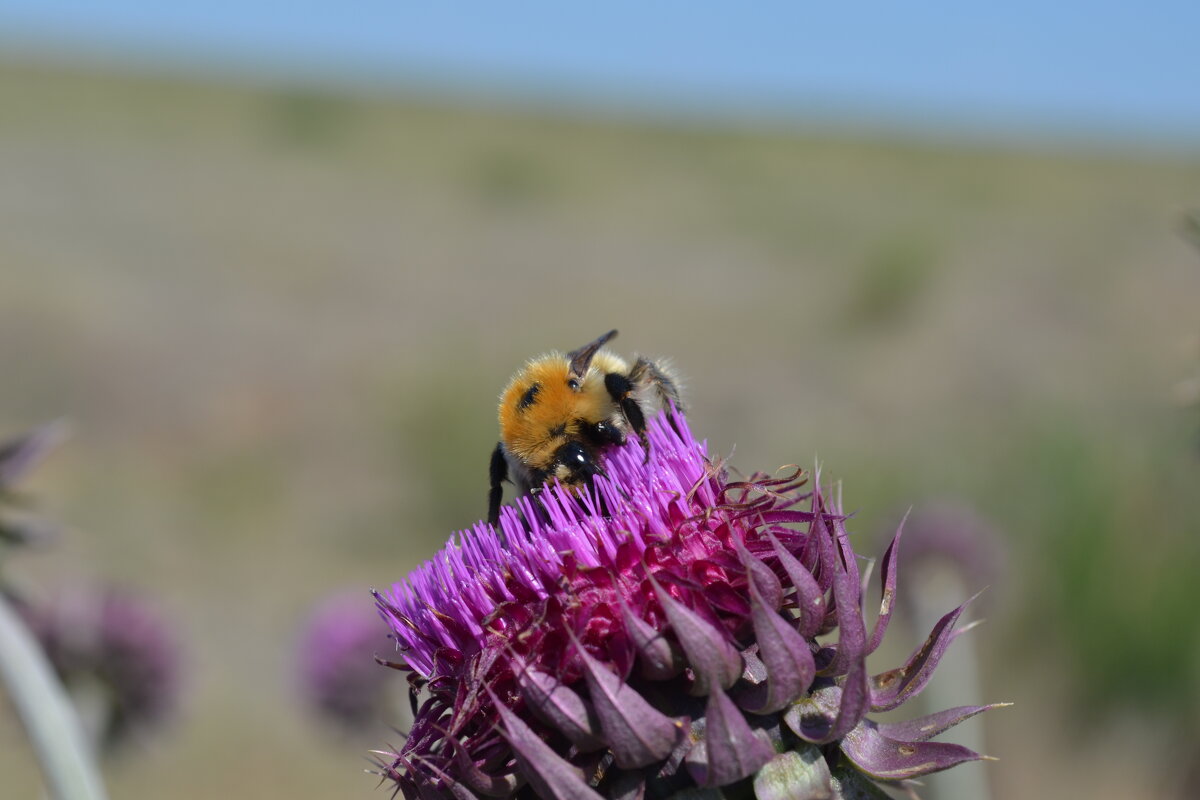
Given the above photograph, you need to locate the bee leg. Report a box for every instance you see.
[595,471,636,519]
[488,442,507,526]
[604,372,650,462]
[526,483,555,527]
[585,419,626,448]
[630,356,686,436]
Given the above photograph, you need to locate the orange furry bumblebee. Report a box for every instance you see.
[488,330,683,525]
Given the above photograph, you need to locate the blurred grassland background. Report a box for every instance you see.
[2,57,1200,799]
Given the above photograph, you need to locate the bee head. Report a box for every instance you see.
[498,329,626,473]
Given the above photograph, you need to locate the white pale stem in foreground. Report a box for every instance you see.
[909,563,991,800]
[0,593,109,800]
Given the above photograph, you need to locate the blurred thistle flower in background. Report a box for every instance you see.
[0,421,69,551]
[1180,209,1200,254]
[298,590,399,735]
[1172,331,1200,453]
[374,410,1004,799]
[895,501,1007,621]
[20,586,182,754]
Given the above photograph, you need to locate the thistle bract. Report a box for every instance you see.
[376,410,1001,799]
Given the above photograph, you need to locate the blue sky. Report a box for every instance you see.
[2,1,1198,146]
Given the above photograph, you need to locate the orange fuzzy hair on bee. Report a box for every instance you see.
[499,349,630,472]
[487,329,684,525]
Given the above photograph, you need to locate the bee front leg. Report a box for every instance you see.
[604,372,650,463]
[488,442,508,526]
[630,356,685,435]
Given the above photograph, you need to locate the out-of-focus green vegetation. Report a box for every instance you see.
[1,59,1199,799]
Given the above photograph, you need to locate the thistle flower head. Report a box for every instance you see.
[24,585,182,752]
[0,421,68,549]
[298,590,398,734]
[376,410,1001,799]
[899,501,1007,610]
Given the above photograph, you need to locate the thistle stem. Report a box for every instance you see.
[909,564,990,800]
[0,592,108,800]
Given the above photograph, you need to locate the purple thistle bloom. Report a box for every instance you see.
[898,502,1006,606]
[23,585,182,753]
[376,410,1003,799]
[0,421,68,549]
[298,590,398,734]
[0,421,67,492]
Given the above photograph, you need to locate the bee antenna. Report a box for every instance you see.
[567,329,618,378]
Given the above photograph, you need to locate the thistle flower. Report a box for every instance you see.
[23,586,182,753]
[298,590,399,734]
[0,421,68,549]
[376,410,1002,799]
[897,501,1006,618]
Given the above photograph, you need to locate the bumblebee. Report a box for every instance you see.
[488,330,683,525]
